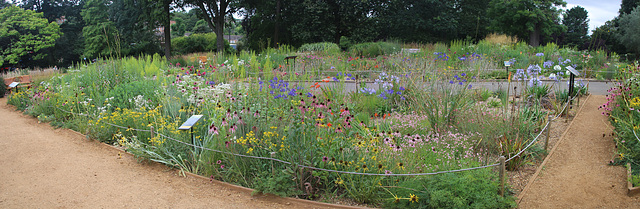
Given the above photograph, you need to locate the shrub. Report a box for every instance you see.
[0,75,6,98]
[348,42,401,58]
[383,170,517,208]
[298,42,341,55]
[172,33,232,55]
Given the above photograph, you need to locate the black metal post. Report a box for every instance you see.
[568,73,575,105]
[506,66,509,79]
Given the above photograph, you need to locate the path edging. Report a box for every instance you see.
[65,129,370,209]
[517,94,591,203]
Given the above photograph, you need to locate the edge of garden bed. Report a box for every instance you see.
[64,129,372,209]
[627,163,640,196]
[516,94,591,203]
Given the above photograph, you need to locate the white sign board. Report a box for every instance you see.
[504,61,511,67]
[8,82,19,88]
[566,66,579,76]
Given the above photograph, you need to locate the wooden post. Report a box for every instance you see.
[499,156,506,197]
[355,75,359,93]
[545,115,550,150]
[150,126,155,139]
[565,102,569,123]
[271,152,276,176]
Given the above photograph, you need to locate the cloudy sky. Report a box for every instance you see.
[564,0,621,31]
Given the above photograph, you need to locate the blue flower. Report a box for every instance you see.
[307,92,313,97]
[449,80,454,84]
[536,53,544,57]
[387,89,394,95]
[461,73,466,76]
[399,87,405,91]
[458,82,464,85]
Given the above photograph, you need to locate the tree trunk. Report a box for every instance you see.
[529,24,541,47]
[164,0,171,59]
[215,16,225,53]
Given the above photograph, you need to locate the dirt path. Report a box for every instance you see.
[0,98,344,208]
[518,95,640,208]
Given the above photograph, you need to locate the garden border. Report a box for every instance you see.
[628,163,640,196]
[516,94,590,203]
[64,128,372,209]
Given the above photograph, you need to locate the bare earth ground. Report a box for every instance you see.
[0,97,346,209]
[518,95,640,208]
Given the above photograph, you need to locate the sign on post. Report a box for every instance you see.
[179,115,203,130]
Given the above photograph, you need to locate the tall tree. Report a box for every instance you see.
[620,0,640,15]
[16,0,85,67]
[109,0,161,56]
[138,0,176,59]
[454,0,492,41]
[81,0,118,58]
[0,5,62,67]
[186,0,239,53]
[562,6,589,49]
[487,0,566,46]
[618,5,640,56]
[0,0,11,9]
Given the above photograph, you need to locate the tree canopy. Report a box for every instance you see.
[0,5,61,67]
[487,0,566,47]
[618,5,640,55]
[562,6,589,49]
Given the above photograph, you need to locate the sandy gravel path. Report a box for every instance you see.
[0,98,340,208]
[518,95,640,208]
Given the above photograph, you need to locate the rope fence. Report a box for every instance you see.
[48,93,580,195]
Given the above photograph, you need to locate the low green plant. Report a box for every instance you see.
[498,135,527,171]
[298,42,341,55]
[348,42,401,58]
[527,84,552,100]
[0,75,6,98]
[382,170,517,208]
[487,96,502,108]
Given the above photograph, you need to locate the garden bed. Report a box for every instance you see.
[5,45,602,208]
[629,163,640,196]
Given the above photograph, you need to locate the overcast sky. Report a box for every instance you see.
[564,0,621,31]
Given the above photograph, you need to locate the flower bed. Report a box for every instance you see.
[7,43,601,207]
[602,62,640,194]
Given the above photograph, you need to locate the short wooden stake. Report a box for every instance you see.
[545,115,550,150]
[355,75,359,93]
[499,156,506,197]
[270,152,276,176]
[150,126,155,139]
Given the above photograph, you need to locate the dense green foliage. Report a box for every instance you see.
[81,0,118,58]
[618,6,640,55]
[606,63,640,186]
[487,0,566,47]
[0,5,62,67]
[0,75,6,98]
[171,33,233,55]
[562,6,589,49]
